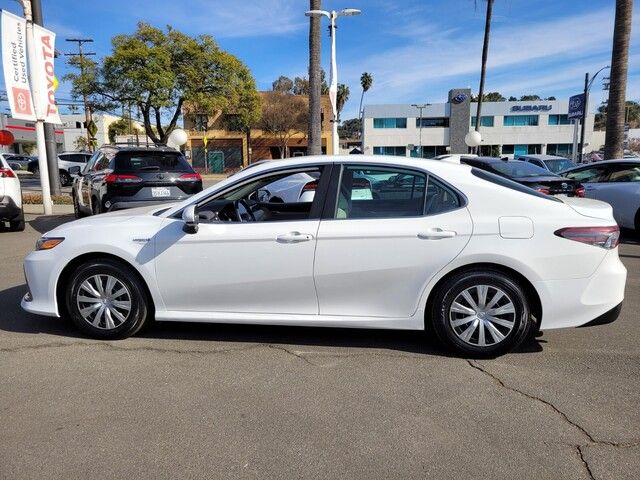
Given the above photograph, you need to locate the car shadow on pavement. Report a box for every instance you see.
[0,283,544,357]
[27,214,75,234]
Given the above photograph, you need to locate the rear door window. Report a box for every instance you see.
[115,151,191,173]
[563,165,609,183]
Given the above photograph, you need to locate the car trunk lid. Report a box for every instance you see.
[559,196,615,221]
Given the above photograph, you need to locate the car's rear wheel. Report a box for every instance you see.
[429,269,532,357]
[72,192,86,219]
[66,259,150,339]
[59,170,71,187]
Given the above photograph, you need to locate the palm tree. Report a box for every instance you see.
[358,72,373,119]
[336,84,350,122]
[474,0,494,142]
[604,0,633,159]
[307,0,323,155]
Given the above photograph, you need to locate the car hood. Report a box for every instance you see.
[42,204,176,237]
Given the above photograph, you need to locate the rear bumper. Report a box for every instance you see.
[535,249,627,330]
[0,195,22,220]
[579,302,623,328]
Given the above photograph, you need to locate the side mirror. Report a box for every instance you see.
[182,204,199,234]
[68,166,81,176]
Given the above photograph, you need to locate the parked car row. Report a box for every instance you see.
[28,152,93,186]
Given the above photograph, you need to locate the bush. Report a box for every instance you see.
[22,192,74,205]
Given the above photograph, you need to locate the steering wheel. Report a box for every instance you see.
[233,199,256,222]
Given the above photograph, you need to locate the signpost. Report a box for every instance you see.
[568,94,585,162]
[1,6,61,214]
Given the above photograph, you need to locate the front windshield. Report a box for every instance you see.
[491,161,554,178]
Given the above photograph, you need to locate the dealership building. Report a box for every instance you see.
[363,88,605,158]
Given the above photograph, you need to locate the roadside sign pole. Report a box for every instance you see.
[578,72,589,162]
[571,119,580,163]
[21,0,52,214]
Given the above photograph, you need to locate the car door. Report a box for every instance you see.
[562,165,610,200]
[153,165,332,315]
[314,164,473,318]
[77,151,106,212]
[590,163,640,229]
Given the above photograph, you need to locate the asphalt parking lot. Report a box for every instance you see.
[0,215,638,479]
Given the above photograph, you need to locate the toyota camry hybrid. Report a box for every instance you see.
[22,156,627,356]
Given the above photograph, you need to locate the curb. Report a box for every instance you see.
[23,204,74,215]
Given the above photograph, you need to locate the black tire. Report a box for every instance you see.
[8,211,25,231]
[59,170,71,187]
[72,191,88,219]
[92,197,102,215]
[429,269,532,357]
[31,166,39,176]
[65,259,150,339]
[635,209,640,237]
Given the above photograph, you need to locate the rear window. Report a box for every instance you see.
[471,168,561,202]
[114,151,192,172]
[490,161,553,178]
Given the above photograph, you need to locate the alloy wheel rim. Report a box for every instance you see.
[448,285,516,347]
[76,274,132,330]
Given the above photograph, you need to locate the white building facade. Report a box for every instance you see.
[363,88,602,158]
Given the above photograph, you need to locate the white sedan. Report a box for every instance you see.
[22,155,626,356]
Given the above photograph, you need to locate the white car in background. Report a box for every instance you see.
[0,155,24,231]
[22,155,626,357]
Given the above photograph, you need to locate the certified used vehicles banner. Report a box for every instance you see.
[1,10,35,121]
[1,10,60,124]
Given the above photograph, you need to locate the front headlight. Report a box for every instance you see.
[35,237,65,251]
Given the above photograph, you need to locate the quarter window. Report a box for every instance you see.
[606,165,640,182]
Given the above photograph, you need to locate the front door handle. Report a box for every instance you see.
[418,228,457,240]
[276,232,314,243]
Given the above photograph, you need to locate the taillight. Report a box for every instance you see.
[104,174,142,184]
[0,167,16,178]
[575,185,585,197]
[302,181,318,191]
[534,186,551,195]
[178,172,202,181]
[554,226,620,249]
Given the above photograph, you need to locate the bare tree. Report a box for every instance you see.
[307,0,323,155]
[260,92,308,158]
[605,0,633,159]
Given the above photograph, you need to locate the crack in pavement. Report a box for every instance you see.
[576,445,596,480]
[467,359,640,480]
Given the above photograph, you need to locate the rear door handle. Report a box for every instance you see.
[417,228,457,240]
[276,232,314,243]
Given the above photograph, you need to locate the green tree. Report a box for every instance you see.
[66,23,259,145]
[108,117,141,143]
[272,75,294,93]
[508,96,517,101]
[605,0,633,159]
[73,136,89,151]
[519,94,542,101]
[358,72,373,118]
[338,117,361,139]
[471,91,505,101]
[336,84,350,121]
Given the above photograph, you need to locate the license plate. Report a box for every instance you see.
[151,187,171,198]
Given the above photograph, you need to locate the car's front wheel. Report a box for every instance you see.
[66,259,150,339]
[429,269,532,357]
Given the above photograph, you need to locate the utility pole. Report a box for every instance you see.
[30,0,60,195]
[580,66,609,162]
[64,38,95,150]
[411,103,429,157]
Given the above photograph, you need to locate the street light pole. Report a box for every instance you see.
[305,8,361,156]
[411,103,429,157]
[579,66,610,162]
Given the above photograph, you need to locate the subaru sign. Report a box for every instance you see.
[452,93,467,104]
[510,105,552,112]
[568,94,585,120]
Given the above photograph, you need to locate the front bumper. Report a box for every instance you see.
[21,250,60,317]
[0,195,22,220]
[535,249,627,330]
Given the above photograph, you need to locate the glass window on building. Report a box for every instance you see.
[410,145,448,158]
[470,116,495,127]
[373,146,406,156]
[547,143,573,156]
[548,114,571,125]
[502,144,541,156]
[416,117,449,128]
[503,115,539,126]
[373,117,407,128]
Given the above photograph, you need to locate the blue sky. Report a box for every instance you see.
[1,0,639,121]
